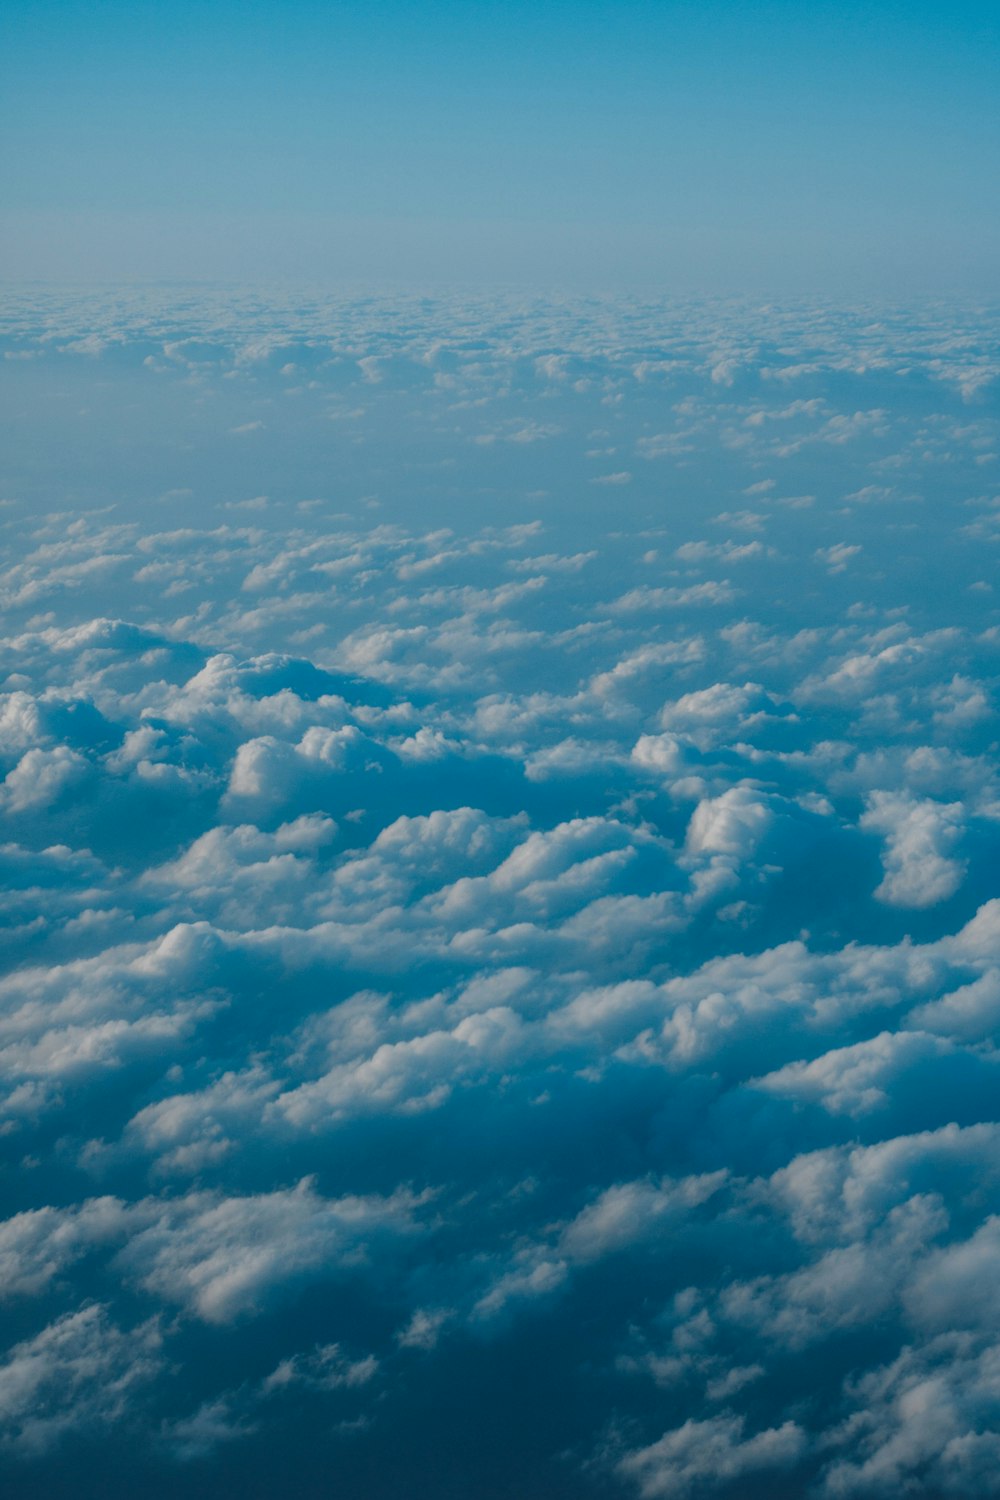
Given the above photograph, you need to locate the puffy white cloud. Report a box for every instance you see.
[1,745,89,812]
[116,1179,426,1324]
[685,785,772,859]
[274,1007,526,1127]
[0,1197,130,1299]
[862,792,967,907]
[2,289,999,1494]
[761,1122,1000,1256]
[558,1173,726,1263]
[820,1336,1000,1497]
[618,1414,806,1498]
[909,968,1000,1041]
[753,1030,970,1116]
[905,1217,1000,1333]
[0,1305,163,1454]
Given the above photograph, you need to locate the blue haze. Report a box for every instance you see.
[1,1,998,291]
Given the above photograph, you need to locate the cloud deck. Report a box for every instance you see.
[1,292,999,1497]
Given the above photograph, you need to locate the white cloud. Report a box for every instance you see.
[0,1305,162,1454]
[618,1413,805,1498]
[862,792,966,907]
[1,746,89,812]
[116,1179,426,1323]
[3,290,1000,1491]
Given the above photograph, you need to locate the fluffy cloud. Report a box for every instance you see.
[1,290,999,1495]
[1,746,89,813]
[115,1179,425,1324]
[0,1306,163,1454]
[862,792,967,908]
[618,1414,806,1498]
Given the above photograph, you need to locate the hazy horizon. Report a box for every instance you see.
[3,0,998,294]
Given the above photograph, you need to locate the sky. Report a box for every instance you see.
[2,0,999,290]
[3,6,1000,1499]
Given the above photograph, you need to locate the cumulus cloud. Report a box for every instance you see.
[617,1414,806,1498]
[820,1336,1000,1497]
[862,791,967,907]
[0,1306,163,1454]
[116,1179,426,1323]
[1,289,999,1496]
[1,746,89,812]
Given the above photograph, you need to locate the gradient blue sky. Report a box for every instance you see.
[2,0,998,289]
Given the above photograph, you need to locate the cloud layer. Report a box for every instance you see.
[1,290,999,1497]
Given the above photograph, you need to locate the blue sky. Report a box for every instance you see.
[2,0,998,288]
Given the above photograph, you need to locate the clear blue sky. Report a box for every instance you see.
[2,0,998,290]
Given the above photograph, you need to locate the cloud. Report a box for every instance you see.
[820,1336,1000,1497]
[1,746,89,812]
[116,1179,426,1324]
[617,1414,806,1498]
[862,792,966,907]
[2,289,1000,1495]
[0,1306,163,1454]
